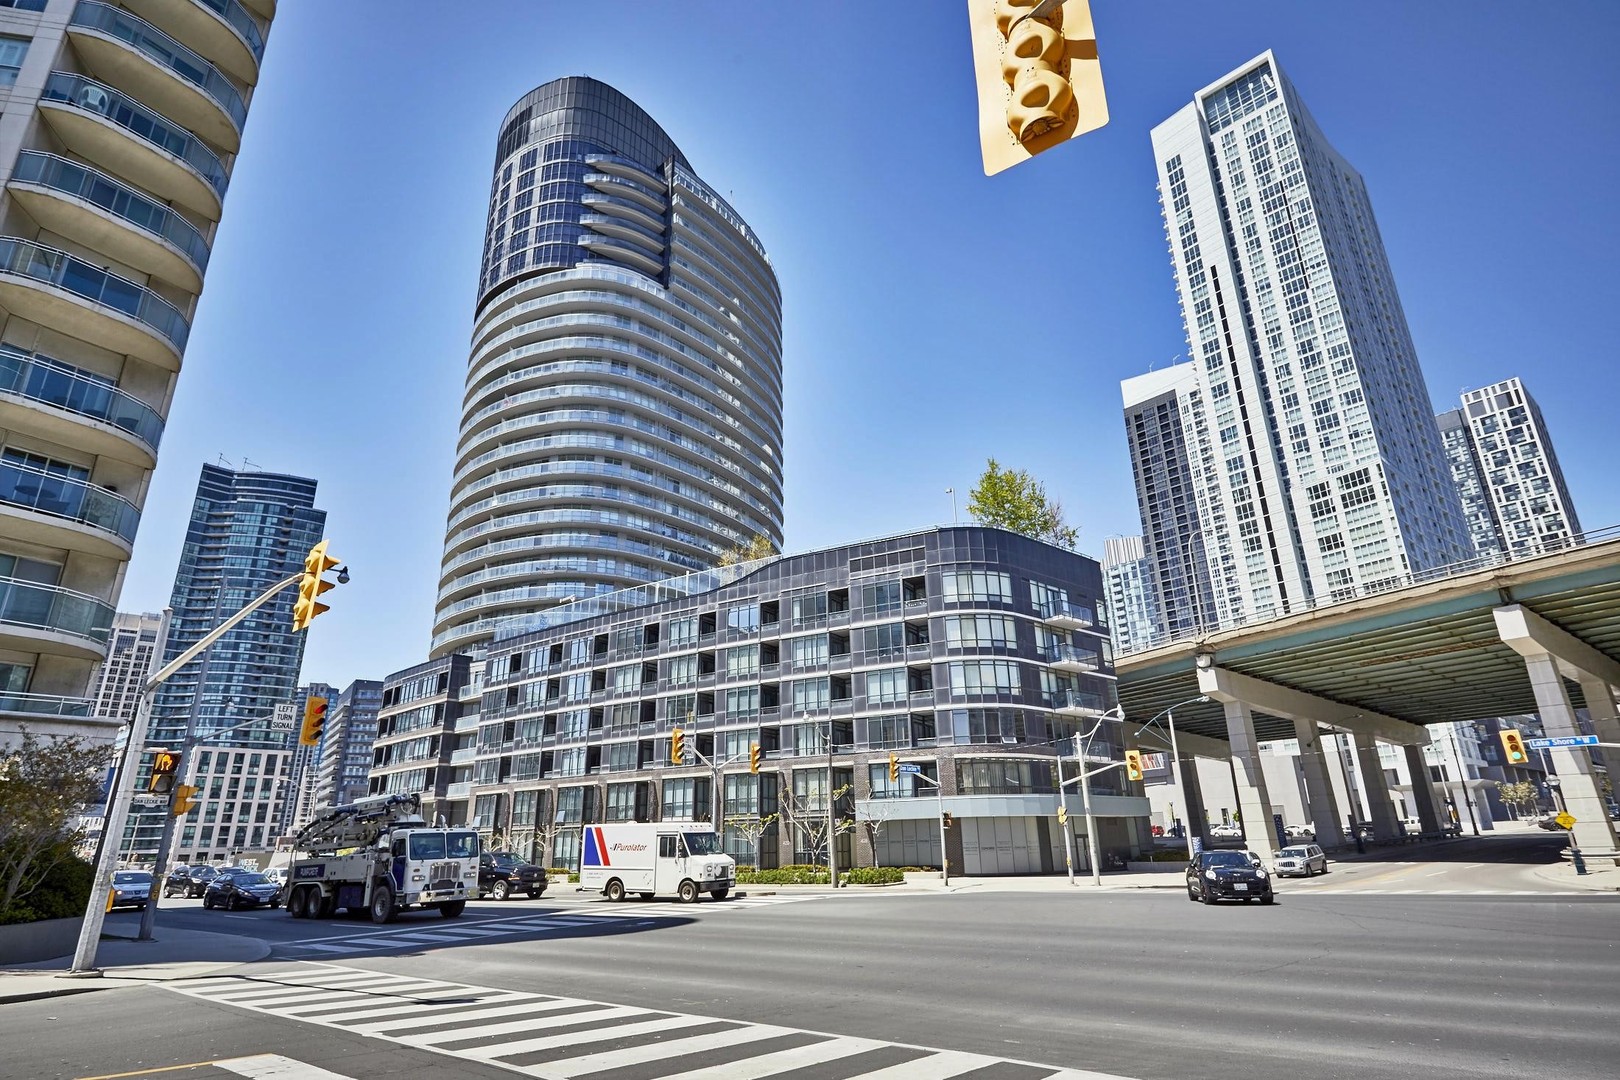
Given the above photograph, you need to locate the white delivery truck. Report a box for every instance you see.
[579,823,736,903]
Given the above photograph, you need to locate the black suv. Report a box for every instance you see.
[479,851,546,900]
[1186,850,1275,905]
[164,864,217,898]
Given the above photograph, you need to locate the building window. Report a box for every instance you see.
[943,571,1012,604]
[790,677,829,712]
[512,790,537,826]
[947,660,1022,697]
[864,668,907,706]
[943,614,1018,649]
[790,635,828,667]
[0,36,28,88]
[957,758,1052,795]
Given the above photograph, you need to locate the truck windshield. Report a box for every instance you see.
[409,831,480,860]
[448,832,479,858]
[682,832,722,856]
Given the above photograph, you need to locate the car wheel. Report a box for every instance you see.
[712,888,729,901]
[202,894,214,910]
[527,890,544,899]
[1186,885,1198,902]
[678,880,699,904]
[369,881,397,924]
[1201,888,1216,905]
[605,879,624,902]
[225,894,237,911]
[491,879,510,901]
[1261,894,1276,905]
[438,900,466,918]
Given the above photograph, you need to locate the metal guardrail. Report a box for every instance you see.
[1117,522,1620,656]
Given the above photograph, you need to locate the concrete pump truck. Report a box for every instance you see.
[286,794,479,923]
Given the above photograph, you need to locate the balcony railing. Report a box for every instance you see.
[0,235,190,353]
[1048,644,1102,672]
[0,691,95,717]
[70,3,247,131]
[195,0,266,62]
[12,151,210,275]
[0,458,140,543]
[1040,599,1096,627]
[444,782,472,799]
[0,343,164,453]
[1050,689,1106,714]
[41,72,228,199]
[0,576,114,645]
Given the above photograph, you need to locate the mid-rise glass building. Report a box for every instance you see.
[433,77,784,659]
[1140,51,1469,632]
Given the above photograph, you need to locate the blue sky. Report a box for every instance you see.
[116,1,1620,688]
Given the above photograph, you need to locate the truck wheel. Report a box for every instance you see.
[605,879,624,902]
[369,882,397,924]
[678,880,699,904]
[491,880,510,901]
[712,888,730,901]
[438,900,466,918]
[303,888,324,920]
[287,886,307,918]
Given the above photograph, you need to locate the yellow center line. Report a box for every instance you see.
[76,1059,224,1080]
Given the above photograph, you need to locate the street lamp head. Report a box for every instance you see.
[336,566,350,585]
[1195,694,1210,703]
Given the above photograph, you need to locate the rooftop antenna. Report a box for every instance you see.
[241,456,260,472]
[215,453,234,469]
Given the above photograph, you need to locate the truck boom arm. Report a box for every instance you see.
[293,793,424,854]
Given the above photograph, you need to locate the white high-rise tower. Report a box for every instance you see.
[1146,51,1468,621]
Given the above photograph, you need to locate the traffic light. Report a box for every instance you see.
[1124,749,1144,782]
[299,695,328,747]
[671,727,685,766]
[292,539,342,632]
[942,811,955,830]
[171,784,201,817]
[1057,805,1068,825]
[149,749,178,794]
[967,0,1108,175]
[1499,729,1530,766]
[888,753,899,784]
[749,742,761,774]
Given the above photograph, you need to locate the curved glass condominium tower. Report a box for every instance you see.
[432,77,783,659]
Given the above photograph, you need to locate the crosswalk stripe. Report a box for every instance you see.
[163,964,1138,1080]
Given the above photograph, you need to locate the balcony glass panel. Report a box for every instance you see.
[0,458,140,542]
[41,72,228,198]
[70,2,247,130]
[13,152,210,274]
[194,0,265,61]
[0,691,94,717]
[0,236,190,352]
[0,344,163,452]
[0,576,114,644]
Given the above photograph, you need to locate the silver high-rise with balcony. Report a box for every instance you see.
[433,77,784,659]
[1144,51,1468,627]
[0,0,273,747]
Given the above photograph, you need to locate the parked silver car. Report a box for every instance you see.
[1273,844,1328,877]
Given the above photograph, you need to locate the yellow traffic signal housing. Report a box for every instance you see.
[300,695,328,747]
[888,753,899,784]
[749,742,761,774]
[1499,729,1530,766]
[292,540,341,632]
[968,0,1108,175]
[1124,749,1144,782]
[1057,805,1068,825]
[171,784,201,817]
[671,727,685,766]
[148,749,178,794]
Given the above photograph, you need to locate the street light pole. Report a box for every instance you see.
[1055,739,1076,885]
[826,717,837,888]
[1130,695,1210,861]
[1077,730,1102,887]
[1446,726,1480,837]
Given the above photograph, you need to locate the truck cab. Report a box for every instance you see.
[580,823,736,903]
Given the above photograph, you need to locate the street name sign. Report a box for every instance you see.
[898,764,922,775]
[1526,735,1598,749]
[132,794,165,807]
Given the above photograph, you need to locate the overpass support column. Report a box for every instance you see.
[1355,733,1403,841]
[1222,700,1279,861]
[1293,719,1343,848]
[1174,752,1210,846]
[1402,745,1444,836]
[1521,655,1619,854]
[1575,676,1620,750]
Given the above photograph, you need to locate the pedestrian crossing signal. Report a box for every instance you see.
[942,812,954,830]
[148,749,178,794]
[1124,749,1144,782]
[1499,729,1529,765]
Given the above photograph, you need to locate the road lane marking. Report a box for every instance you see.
[216,1055,356,1079]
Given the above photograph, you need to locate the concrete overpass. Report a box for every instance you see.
[1117,527,1620,859]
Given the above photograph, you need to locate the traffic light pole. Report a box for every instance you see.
[908,772,950,887]
[69,570,306,975]
[1054,745,1076,886]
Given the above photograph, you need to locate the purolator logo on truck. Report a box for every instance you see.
[609,843,649,853]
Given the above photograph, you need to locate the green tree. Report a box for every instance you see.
[0,728,107,916]
[717,533,777,567]
[966,458,1079,549]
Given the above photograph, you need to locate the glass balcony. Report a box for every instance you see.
[0,344,164,454]
[0,236,190,354]
[41,71,228,200]
[0,576,114,646]
[1048,644,1102,673]
[1051,689,1105,716]
[0,691,95,718]
[70,2,247,135]
[1040,599,1096,629]
[12,151,209,276]
[0,458,140,545]
[194,0,265,62]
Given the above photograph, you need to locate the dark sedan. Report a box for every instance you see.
[203,872,282,910]
[1186,850,1275,905]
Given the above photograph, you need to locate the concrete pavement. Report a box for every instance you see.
[0,924,269,1003]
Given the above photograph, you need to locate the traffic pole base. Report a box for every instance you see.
[58,969,104,980]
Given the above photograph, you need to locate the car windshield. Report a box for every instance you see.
[682,832,722,856]
[236,874,270,886]
[1279,847,1309,857]
[1204,852,1251,868]
[114,872,150,883]
[490,853,522,867]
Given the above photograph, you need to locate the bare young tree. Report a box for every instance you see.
[780,784,855,872]
[722,812,779,868]
[856,797,899,868]
[0,729,107,913]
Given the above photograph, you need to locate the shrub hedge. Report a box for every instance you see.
[736,865,830,885]
[843,866,903,885]
[0,843,93,926]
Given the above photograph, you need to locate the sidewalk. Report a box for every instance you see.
[1529,856,1620,893]
[0,926,270,1005]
